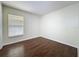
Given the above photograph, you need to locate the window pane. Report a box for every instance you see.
[8,14,24,37]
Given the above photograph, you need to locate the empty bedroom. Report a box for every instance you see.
[0,1,79,57]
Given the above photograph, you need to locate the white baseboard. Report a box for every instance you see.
[42,35,78,48]
[0,46,3,49]
[78,48,79,57]
[41,35,79,57]
[3,35,79,57]
[4,36,39,46]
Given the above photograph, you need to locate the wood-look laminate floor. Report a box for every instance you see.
[0,37,77,57]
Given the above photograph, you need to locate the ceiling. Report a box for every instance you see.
[2,1,79,15]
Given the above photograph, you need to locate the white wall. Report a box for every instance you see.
[0,2,2,49]
[41,3,79,56]
[3,6,41,45]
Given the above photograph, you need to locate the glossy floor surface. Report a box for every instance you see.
[0,37,77,57]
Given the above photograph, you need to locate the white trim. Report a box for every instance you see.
[4,36,39,46]
[0,2,3,50]
[42,35,78,48]
[78,48,79,57]
[41,35,79,56]
[3,36,79,56]
[0,46,3,49]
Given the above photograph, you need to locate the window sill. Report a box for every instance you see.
[8,34,24,38]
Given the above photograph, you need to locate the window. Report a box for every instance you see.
[8,14,24,37]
